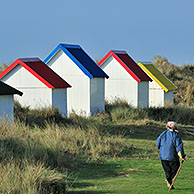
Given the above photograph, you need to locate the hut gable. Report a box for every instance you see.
[98,50,152,82]
[0,58,71,116]
[0,58,71,89]
[44,44,109,79]
[44,43,108,116]
[137,62,176,92]
[98,50,152,108]
[137,62,176,107]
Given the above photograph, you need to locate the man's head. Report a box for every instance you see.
[166,121,177,130]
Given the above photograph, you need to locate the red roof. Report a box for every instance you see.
[0,58,71,89]
[98,50,152,82]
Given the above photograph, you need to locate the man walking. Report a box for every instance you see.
[156,121,186,189]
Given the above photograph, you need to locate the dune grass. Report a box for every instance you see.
[0,101,194,193]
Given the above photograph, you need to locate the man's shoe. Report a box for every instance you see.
[165,180,170,188]
[165,180,176,190]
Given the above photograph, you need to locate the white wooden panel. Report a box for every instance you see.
[46,50,90,116]
[46,50,84,77]
[101,56,134,80]
[149,87,173,107]
[90,78,105,115]
[101,56,141,107]
[138,81,149,108]
[52,89,67,117]
[66,76,90,116]
[149,88,164,107]
[1,65,46,88]
[14,88,52,109]
[105,78,138,107]
[149,79,162,89]
[0,95,14,122]
[164,91,174,104]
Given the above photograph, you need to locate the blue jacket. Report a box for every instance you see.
[156,129,185,161]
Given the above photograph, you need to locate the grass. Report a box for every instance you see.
[69,159,194,194]
[0,101,194,193]
[68,130,194,193]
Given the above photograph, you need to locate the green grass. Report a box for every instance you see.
[66,115,194,193]
[68,135,194,194]
[69,159,194,194]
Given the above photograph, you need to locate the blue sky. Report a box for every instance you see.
[0,0,194,66]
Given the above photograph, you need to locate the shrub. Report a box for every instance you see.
[153,56,194,106]
[14,101,65,127]
[0,160,67,194]
[146,105,194,125]
[105,99,147,121]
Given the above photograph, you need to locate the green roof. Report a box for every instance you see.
[137,62,177,92]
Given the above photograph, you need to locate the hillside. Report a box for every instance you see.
[153,56,194,106]
[0,64,8,74]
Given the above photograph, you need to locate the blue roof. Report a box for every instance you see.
[44,43,109,79]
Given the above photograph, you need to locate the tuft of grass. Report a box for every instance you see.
[0,160,67,194]
[146,105,194,125]
[105,99,148,122]
[14,101,65,127]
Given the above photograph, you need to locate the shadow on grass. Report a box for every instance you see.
[41,180,66,194]
[176,188,194,192]
[66,191,110,194]
[70,182,94,189]
[95,123,194,141]
[96,123,163,140]
[68,182,111,193]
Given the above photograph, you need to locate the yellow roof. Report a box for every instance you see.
[137,62,177,92]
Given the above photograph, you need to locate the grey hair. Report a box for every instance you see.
[166,121,177,129]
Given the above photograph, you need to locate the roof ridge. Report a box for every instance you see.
[20,57,40,62]
[60,43,81,49]
[112,50,128,54]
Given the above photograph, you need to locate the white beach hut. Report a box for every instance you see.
[44,43,109,116]
[0,80,23,122]
[98,50,152,108]
[0,58,71,117]
[138,62,177,107]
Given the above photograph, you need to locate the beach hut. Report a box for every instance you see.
[137,62,177,107]
[0,58,71,117]
[98,50,152,108]
[0,80,23,122]
[44,43,109,116]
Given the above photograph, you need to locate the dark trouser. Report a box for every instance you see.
[161,160,180,184]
